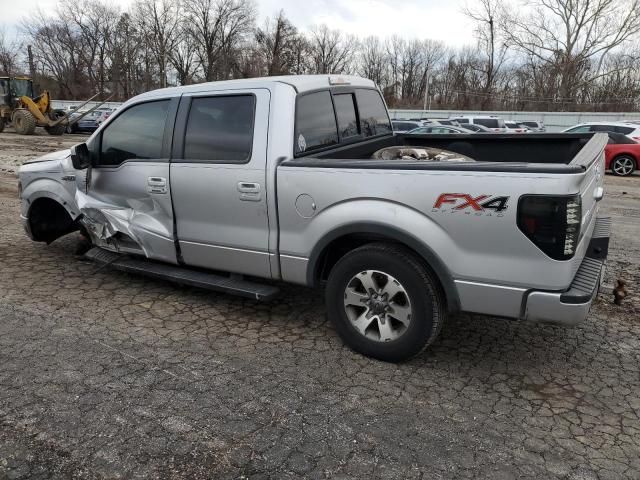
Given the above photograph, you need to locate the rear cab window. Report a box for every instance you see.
[295,87,391,156]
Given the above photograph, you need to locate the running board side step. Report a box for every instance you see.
[84,247,280,301]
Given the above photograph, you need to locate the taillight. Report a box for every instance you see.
[517,195,581,260]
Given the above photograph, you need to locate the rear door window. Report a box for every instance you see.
[295,91,338,154]
[183,95,255,163]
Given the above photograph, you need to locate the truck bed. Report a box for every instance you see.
[285,133,603,174]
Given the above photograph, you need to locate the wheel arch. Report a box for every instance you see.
[26,194,79,243]
[307,222,460,313]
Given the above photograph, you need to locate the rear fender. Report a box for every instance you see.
[282,199,460,311]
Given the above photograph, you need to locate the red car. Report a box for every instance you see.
[605,133,639,176]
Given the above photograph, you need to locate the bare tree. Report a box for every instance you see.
[358,36,387,87]
[0,28,22,75]
[184,0,254,81]
[308,25,357,74]
[62,0,120,95]
[464,0,507,108]
[133,0,180,88]
[255,10,301,76]
[502,0,640,101]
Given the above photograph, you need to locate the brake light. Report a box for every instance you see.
[517,195,581,260]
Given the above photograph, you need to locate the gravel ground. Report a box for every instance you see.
[0,132,638,479]
[0,129,88,174]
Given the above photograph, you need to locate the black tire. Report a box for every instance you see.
[44,111,66,136]
[13,109,37,135]
[610,155,636,176]
[45,123,65,136]
[0,117,4,133]
[325,243,446,362]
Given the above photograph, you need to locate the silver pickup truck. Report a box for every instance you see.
[18,75,610,362]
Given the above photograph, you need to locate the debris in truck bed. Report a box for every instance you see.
[372,146,474,162]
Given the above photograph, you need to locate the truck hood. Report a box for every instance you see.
[21,148,71,166]
[19,149,72,174]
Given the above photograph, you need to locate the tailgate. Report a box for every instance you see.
[573,133,607,245]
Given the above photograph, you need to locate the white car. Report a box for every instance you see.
[504,121,529,133]
[519,121,546,132]
[563,122,640,141]
[450,116,507,133]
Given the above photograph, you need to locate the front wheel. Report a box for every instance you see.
[13,109,37,135]
[325,243,446,362]
[611,156,636,176]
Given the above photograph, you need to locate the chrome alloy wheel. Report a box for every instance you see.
[343,270,412,342]
[613,156,635,176]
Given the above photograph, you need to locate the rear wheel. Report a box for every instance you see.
[611,156,636,176]
[0,117,4,133]
[325,243,446,362]
[13,109,37,135]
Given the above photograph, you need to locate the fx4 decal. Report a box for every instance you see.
[432,193,510,217]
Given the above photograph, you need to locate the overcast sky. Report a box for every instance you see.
[0,0,477,47]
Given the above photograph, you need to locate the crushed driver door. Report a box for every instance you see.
[76,97,180,264]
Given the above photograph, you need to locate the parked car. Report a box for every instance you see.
[96,107,117,125]
[407,125,470,134]
[19,75,609,362]
[450,115,507,132]
[392,120,424,133]
[519,121,546,132]
[458,123,493,133]
[504,121,529,133]
[66,110,101,133]
[604,132,639,176]
[563,122,640,141]
[436,119,461,126]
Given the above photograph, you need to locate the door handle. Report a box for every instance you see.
[147,176,167,194]
[237,182,261,201]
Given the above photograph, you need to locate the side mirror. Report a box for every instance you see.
[70,143,91,170]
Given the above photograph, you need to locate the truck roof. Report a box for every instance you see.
[134,75,377,102]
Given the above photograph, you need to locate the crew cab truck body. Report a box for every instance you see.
[18,75,610,362]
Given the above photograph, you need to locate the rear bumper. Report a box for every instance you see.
[523,217,611,326]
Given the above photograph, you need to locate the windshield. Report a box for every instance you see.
[12,79,34,98]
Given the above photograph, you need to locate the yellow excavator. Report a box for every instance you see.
[0,76,105,135]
